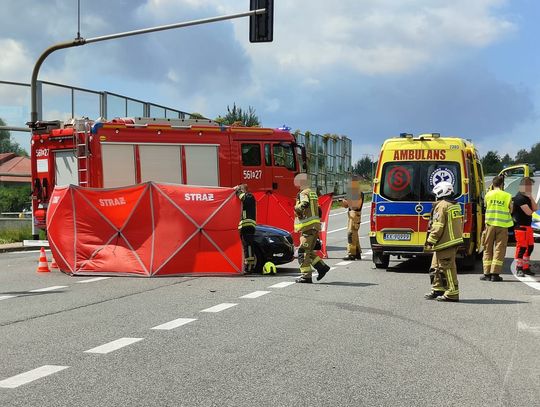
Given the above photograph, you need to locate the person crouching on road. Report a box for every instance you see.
[481,175,513,282]
[294,173,330,283]
[235,184,257,274]
[512,177,538,277]
[424,181,464,302]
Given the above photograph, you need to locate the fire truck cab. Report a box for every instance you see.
[31,117,306,230]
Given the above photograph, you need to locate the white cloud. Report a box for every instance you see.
[0,39,33,82]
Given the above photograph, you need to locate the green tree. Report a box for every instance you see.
[527,142,540,169]
[514,149,530,164]
[353,156,374,179]
[0,185,31,212]
[215,103,260,127]
[0,118,27,156]
[481,150,503,174]
[189,112,205,119]
[501,153,513,167]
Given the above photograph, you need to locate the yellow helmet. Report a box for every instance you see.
[263,262,277,274]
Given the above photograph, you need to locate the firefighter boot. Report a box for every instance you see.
[491,274,503,282]
[296,275,313,284]
[424,291,444,300]
[480,274,491,281]
[313,259,330,281]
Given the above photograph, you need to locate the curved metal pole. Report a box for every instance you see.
[30,39,86,126]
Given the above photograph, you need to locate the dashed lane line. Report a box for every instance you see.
[514,275,540,292]
[151,318,197,331]
[200,303,238,313]
[0,295,17,301]
[29,286,68,293]
[268,281,296,289]
[240,291,271,299]
[75,277,112,284]
[84,338,144,354]
[0,365,69,389]
[335,261,353,266]
[328,227,347,234]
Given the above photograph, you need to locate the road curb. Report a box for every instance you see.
[0,244,43,254]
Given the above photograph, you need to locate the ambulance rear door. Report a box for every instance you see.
[497,164,531,197]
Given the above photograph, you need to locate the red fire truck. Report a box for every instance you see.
[30,117,306,229]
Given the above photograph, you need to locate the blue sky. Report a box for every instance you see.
[0,0,539,161]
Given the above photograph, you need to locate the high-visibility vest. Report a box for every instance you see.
[484,189,513,228]
[294,188,321,232]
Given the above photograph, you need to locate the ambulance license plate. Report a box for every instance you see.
[384,233,411,241]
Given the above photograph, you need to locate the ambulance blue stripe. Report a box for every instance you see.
[373,194,466,215]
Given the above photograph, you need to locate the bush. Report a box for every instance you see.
[0,227,46,244]
[0,185,31,212]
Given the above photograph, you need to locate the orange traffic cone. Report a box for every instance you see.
[50,256,58,269]
[37,247,51,273]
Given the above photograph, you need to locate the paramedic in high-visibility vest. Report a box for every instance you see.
[235,184,257,273]
[424,181,464,302]
[294,173,330,283]
[512,177,537,277]
[481,175,513,281]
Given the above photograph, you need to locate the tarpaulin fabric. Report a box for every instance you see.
[46,183,243,276]
[252,191,332,258]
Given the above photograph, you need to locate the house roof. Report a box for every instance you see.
[0,153,31,183]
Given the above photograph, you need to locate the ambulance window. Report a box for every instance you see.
[241,144,261,166]
[264,144,272,166]
[422,162,461,201]
[273,143,296,171]
[381,163,417,201]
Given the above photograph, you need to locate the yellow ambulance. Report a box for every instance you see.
[369,133,485,269]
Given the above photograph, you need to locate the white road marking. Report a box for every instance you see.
[513,274,540,292]
[200,303,238,313]
[330,267,337,271]
[75,277,112,284]
[29,286,68,293]
[0,365,69,389]
[335,261,353,266]
[268,281,296,288]
[0,295,17,301]
[151,318,197,330]
[360,221,369,225]
[329,211,347,217]
[328,227,348,234]
[85,337,143,354]
[517,321,540,335]
[240,291,271,299]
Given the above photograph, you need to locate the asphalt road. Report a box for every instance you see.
[1,203,539,406]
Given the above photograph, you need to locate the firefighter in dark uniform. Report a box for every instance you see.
[424,181,464,302]
[235,184,257,273]
[294,174,330,283]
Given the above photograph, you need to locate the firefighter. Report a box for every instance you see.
[340,177,365,260]
[512,177,537,277]
[294,173,330,283]
[235,184,257,274]
[424,181,464,302]
[481,175,513,281]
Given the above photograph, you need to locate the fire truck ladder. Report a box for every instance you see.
[74,121,91,186]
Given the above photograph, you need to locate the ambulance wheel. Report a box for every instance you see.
[373,252,389,269]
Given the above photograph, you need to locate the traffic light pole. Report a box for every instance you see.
[29,8,266,126]
[27,7,267,239]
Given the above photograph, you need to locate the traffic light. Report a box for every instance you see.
[250,0,273,43]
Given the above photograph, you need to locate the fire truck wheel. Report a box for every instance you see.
[373,252,390,269]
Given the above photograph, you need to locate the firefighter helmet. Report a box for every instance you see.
[432,181,454,199]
